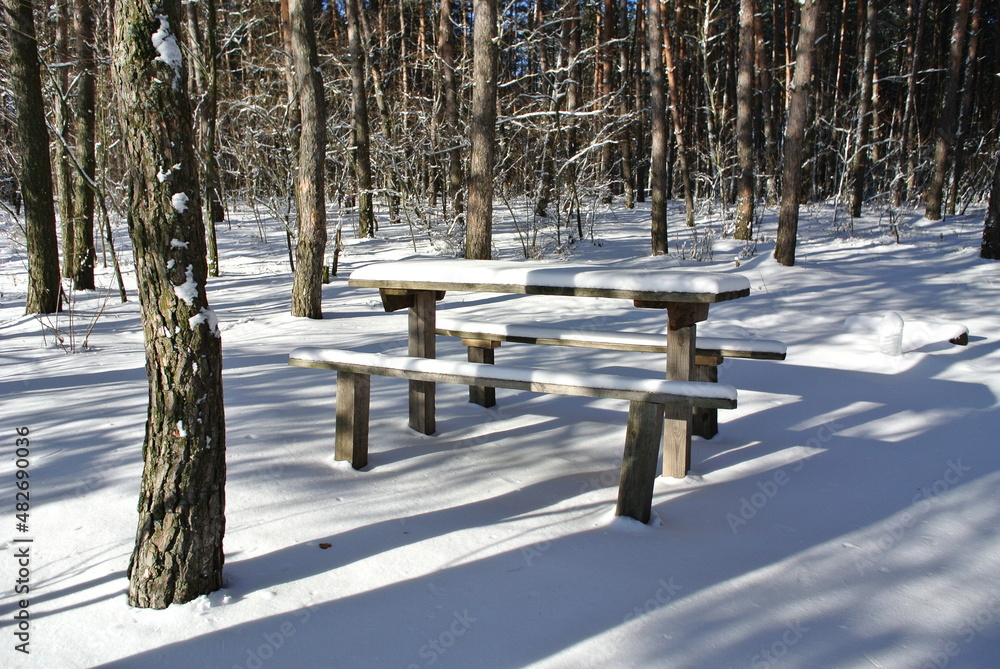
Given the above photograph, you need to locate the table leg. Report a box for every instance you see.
[408,291,436,434]
[663,303,709,478]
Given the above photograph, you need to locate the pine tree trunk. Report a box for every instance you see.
[947,0,982,216]
[438,0,463,227]
[71,0,97,290]
[288,0,328,318]
[848,0,876,219]
[734,0,755,241]
[466,0,497,260]
[112,0,226,608]
[775,0,826,267]
[648,0,668,254]
[3,0,62,314]
[347,0,374,237]
[925,0,972,220]
[662,20,695,227]
[982,151,1000,259]
[53,0,75,279]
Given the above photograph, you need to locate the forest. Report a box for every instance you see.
[3,0,1000,307]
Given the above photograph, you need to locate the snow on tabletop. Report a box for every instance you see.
[288,347,738,402]
[350,258,751,295]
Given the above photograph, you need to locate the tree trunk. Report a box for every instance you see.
[3,0,62,314]
[185,0,223,276]
[71,0,97,290]
[662,18,695,227]
[466,0,497,260]
[112,0,226,608]
[288,0,328,318]
[898,0,928,205]
[982,151,1000,259]
[947,0,982,216]
[774,0,826,267]
[346,0,374,237]
[848,0,876,219]
[438,0,463,227]
[925,0,972,220]
[648,0,668,254]
[53,0,75,279]
[734,0,755,241]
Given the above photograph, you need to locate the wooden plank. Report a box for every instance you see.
[616,400,665,523]
[692,363,719,439]
[467,345,496,407]
[289,352,738,409]
[335,371,370,469]
[408,291,437,435]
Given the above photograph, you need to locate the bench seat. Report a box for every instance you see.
[437,317,787,360]
[289,347,738,523]
[435,317,784,438]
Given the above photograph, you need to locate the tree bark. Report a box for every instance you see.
[774,0,826,267]
[346,0,374,237]
[185,0,223,276]
[925,0,972,220]
[71,0,97,290]
[288,0,328,318]
[438,0,463,226]
[53,0,75,279]
[466,0,497,260]
[662,17,695,227]
[112,0,226,608]
[3,0,62,313]
[982,151,1000,259]
[947,0,982,216]
[734,0,756,241]
[848,0,876,219]
[648,0,668,254]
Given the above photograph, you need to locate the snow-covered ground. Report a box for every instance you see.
[2,201,998,668]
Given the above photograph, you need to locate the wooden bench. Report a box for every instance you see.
[436,317,785,439]
[288,347,738,523]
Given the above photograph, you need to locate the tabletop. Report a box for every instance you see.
[349,258,751,304]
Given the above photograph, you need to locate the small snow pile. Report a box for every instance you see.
[152,15,183,80]
[845,312,970,354]
[171,192,189,214]
[173,264,198,306]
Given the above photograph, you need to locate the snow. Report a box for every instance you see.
[151,15,183,79]
[2,202,999,668]
[350,258,751,298]
[172,264,198,306]
[171,192,190,214]
[288,347,738,403]
[436,316,788,357]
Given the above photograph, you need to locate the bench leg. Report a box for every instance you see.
[467,345,497,407]
[664,318,697,478]
[336,371,371,469]
[616,401,666,523]
[408,291,436,435]
[692,363,719,439]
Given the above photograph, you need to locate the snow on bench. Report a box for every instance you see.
[435,316,785,438]
[288,347,738,524]
[436,317,787,360]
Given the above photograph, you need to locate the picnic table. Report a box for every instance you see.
[349,258,752,477]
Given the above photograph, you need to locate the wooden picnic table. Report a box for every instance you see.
[349,258,751,477]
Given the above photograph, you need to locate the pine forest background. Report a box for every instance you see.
[2,0,998,263]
